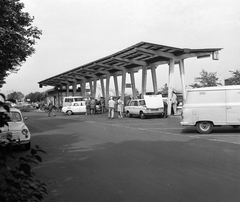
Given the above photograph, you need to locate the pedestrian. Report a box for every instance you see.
[108,97,115,119]
[117,96,124,118]
[48,101,56,117]
[85,97,90,115]
[171,91,178,115]
[90,97,96,115]
[100,97,105,114]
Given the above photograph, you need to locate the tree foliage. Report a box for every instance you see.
[0,0,42,87]
[190,69,222,88]
[0,93,47,201]
[24,92,47,103]
[7,91,24,102]
[226,69,240,85]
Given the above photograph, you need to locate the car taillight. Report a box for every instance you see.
[6,132,12,140]
[22,129,29,138]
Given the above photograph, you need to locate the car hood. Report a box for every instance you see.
[0,122,26,132]
[144,95,164,108]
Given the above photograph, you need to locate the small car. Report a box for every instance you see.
[124,94,166,119]
[0,107,31,150]
[62,101,86,115]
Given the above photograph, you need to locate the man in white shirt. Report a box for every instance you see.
[108,97,115,119]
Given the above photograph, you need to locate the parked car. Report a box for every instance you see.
[124,94,167,119]
[62,101,86,115]
[0,107,31,150]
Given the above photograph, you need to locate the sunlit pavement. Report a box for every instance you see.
[24,110,240,145]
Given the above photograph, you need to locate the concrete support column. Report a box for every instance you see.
[179,60,187,103]
[72,81,77,96]
[81,79,86,97]
[100,78,105,98]
[151,64,158,94]
[89,79,93,97]
[141,66,147,97]
[66,82,69,97]
[113,75,119,98]
[106,73,110,106]
[130,71,136,99]
[93,77,97,98]
[121,68,126,101]
[167,59,175,115]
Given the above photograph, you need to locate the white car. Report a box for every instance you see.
[62,101,86,115]
[0,107,31,150]
[124,95,166,119]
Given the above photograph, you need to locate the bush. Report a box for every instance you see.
[0,93,47,201]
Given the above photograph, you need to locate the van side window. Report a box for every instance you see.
[75,98,83,102]
[139,100,145,106]
[65,98,73,102]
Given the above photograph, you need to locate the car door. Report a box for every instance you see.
[226,89,240,124]
[71,103,80,113]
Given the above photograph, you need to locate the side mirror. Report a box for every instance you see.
[24,117,28,121]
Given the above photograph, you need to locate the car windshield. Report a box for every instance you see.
[8,112,22,122]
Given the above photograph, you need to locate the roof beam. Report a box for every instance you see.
[111,57,147,66]
[135,48,176,59]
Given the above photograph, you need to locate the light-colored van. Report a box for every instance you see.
[62,96,85,107]
[180,85,240,134]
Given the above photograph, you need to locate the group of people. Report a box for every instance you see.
[85,97,105,115]
[108,96,124,119]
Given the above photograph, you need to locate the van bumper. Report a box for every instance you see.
[180,121,190,126]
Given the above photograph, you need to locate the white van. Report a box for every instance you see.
[62,96,85,107]
[180,85,240,134]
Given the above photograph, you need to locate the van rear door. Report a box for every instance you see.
[226,89,240,124]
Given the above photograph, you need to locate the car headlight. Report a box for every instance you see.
[22,129,29,138]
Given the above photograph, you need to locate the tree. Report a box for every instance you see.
[0,0,42,87]
[190,69,222,88]
[226,69,240,85]
[7,91,24,102]
[24,92,47,103]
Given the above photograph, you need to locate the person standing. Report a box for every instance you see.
[85,97,90,115]
[108,97,115,119]
[117,97,124,118]
[90,98,96,115]
[48,101,56,117]
[171,91,178,115]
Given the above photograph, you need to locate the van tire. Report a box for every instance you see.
[66,110,73,115]
[140,112,145,119]
[196,121,213,134]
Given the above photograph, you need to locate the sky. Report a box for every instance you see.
[1,0,240,96]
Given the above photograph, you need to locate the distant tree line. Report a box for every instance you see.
[190,69,240,88]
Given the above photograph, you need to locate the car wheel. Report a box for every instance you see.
[126,111,131,118]
[66,110,73,115]
[140,112,145,119]
[196,121,213,134]
[25,142,31,150]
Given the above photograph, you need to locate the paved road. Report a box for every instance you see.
[21,111,240,202]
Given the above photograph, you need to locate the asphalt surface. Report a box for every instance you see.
[19,110,240,202]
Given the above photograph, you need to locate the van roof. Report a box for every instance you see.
[187,85,240,92]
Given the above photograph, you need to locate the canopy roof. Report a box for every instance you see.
[38,41,222,87]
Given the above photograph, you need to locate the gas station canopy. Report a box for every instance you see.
[38,41,221,87]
